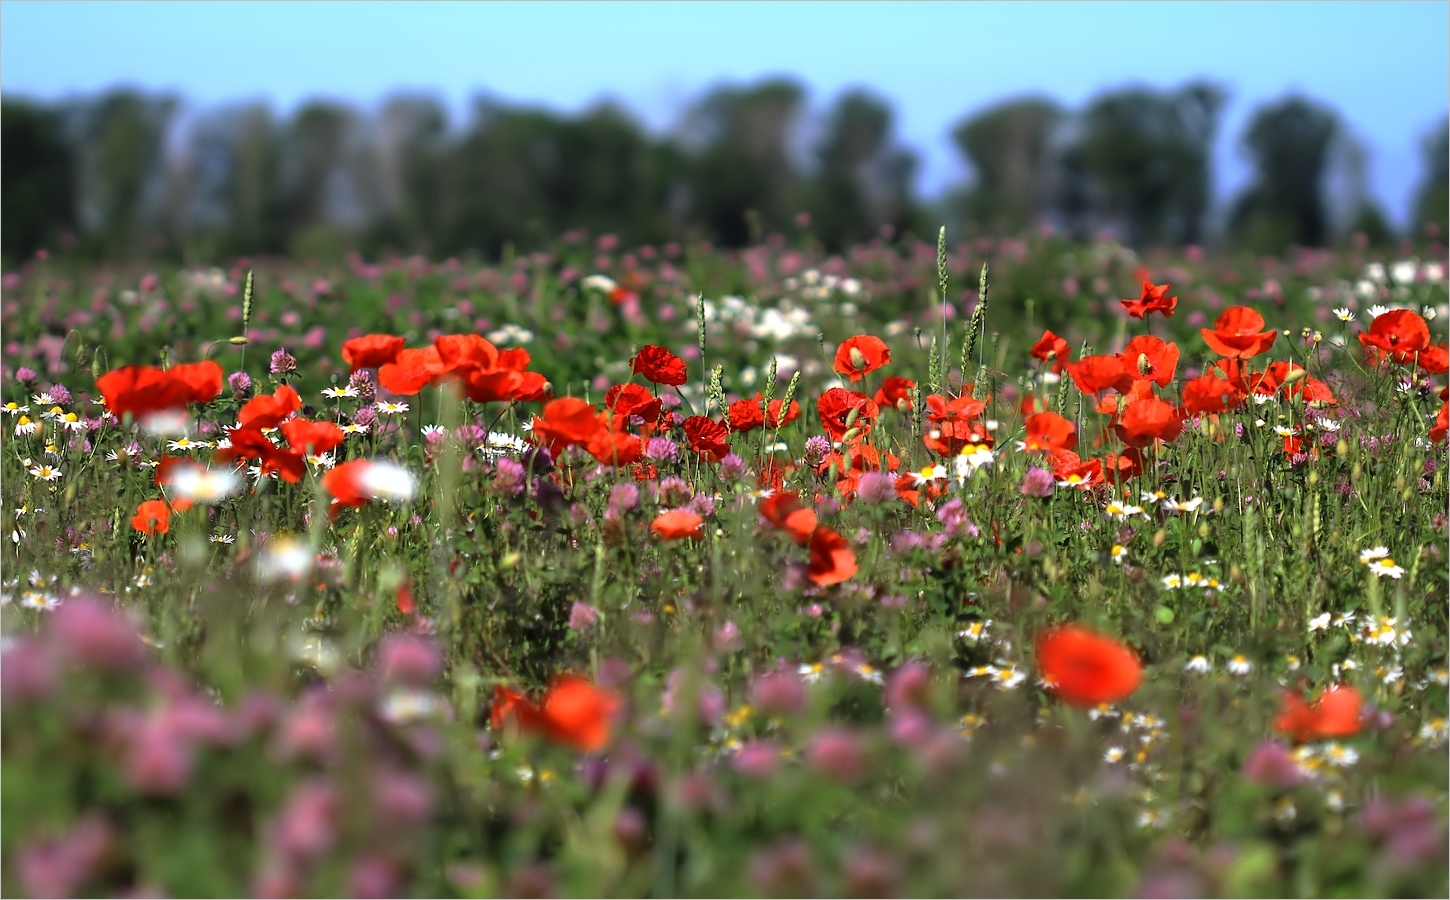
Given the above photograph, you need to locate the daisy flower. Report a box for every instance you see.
[1110,544,1127,564]
[798,662,827,683]
[14,416,38,436]
[1226,655,1254,676]
[1358,547,1389,565]
[2,402,29,416]
[1366,557,1405,579]
[1104,501,1144,521]
[321,385,359,399]
[1183,655,1211,674]
[209,534,236,544]
[31,392,57,406]
[1332,307,1354,322]
[339,423,368,436]
[1104,746,1126,763]
[956,620,991,643]
[908,464,948,487]
[375,400,409,414]
[1366,304,1390,319]
[21,592,61,611]
[989,664,1027,690]
[1139,489,1167,505]
[28,464,62,481]
[166,437,210,451]
[420,424,447,439]
[1161,496,1203,514]
[1308,612,1331,632]
[1320,743,1359,768]
[1161,574,1182,590]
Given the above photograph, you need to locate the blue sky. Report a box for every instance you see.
[3,1,1446,227]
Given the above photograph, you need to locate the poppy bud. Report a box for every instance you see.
[1230,565,1245,585]
[1351,463,1362,480]
[1136,353,1152,376]
[1281,367,1307,384]
[842,427,861,443]
[1213,497,1225,514]
[1152,529,1167,548]
[1335,440,1348,459]
[849,347,867,370]
[1198,523,1210,539]
[844,407,861,428]
[228,336,248,345]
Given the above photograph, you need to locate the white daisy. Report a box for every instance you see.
[1358,546,1389,565]
[375,401,409,414]
[1161,496,1203,514]
[1226,655,1254,676]
[1183,655,1211,674]
[28,464,62,481]
[321,385,359,399]
[1308,613,1332,632]
[1332,307,1354,322]
[1367,557,1405,579]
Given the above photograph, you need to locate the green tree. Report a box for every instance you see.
[805,89,921,250]
[1412,118,1449,240]
[950,97,1062,238]
[1070,82,1224,246]
[1229,96,1340,253]
[1,98,78,267]
[75,90,177,259]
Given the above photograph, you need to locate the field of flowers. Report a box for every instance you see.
[2,228,1448,897]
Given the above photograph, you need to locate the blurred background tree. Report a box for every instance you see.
[1228,95,1340,254]
[1413,118,1449,241]
[0,80,1443,267]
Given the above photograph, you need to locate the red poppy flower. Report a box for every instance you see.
[833,335,891,382]
[320,459,372,515]
[1052,452,1104,490]
[461,368,523,404]
[1066,355,1134,396]
[1358,309,1432,365]
[1419,344,1449,375]
[1201,306,1278,359]
[167,361,225,405]
[1113,396,1182,448]
[531,398,603,451]
[758,491,818,545]
[1116,336,1179,388]
[1274,685,1363,744]
[491,676,620,753]
[1036,625,1142,707]
[1120,280,1177,320]
[216,426,308,483]
[96,365,198,421]
[604,383,662,424]
[1180,373,1242,416]
[237,385,302,430]
[630,345,688,386]
[1102,447,1146,482]
[342,334,406,371]
[131,499,173,535]
[1430,403,1448,444]
[817,388,879,443]
[434,333,500,371]
[765,397,800,429]
[378,347,448,396]
[683,415,731,461]
[1030,329,1072,373]
[920,393,990,457]
[807,526,857,586]
[585,418,643,467]
[279,419,345,456]
[726,397,765,433]
[1021,411,1077,453]
[873,376,916,411]
[652,509,704,541]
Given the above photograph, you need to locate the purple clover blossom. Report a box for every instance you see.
[494,458,527,495]
[688,492,717,517]
[718,453,747,481]
[352,406,377,428]
[46,384,72,405]
[802,435,832,468]
[269,348,297,374]
[14,367,37,383]
[856,470,897,504]
[607,482,640,513]
[936,498,979,538]
[228,371,252,399]
[644,436,680,463]
[348,369,377,403]
[1019,466,1055,498]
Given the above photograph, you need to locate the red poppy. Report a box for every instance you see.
[1102,447,1146,482]
[1021,411,1077,453]
[1030,329,1071,373]
[215,425,309,483]
[1116,336,1179,388]
[652,509,704,541]
[585,417,643,467]
[873,376,916,411]
[342,334,406,371]
[434,333,499,371]
[1201,306,1278,359]
[630,345,688,386]
[1052,452,1104,490]
[238,385,302,430]
[921,393,990,457]
[167,361,225,405]
[279,419,345,456]
[764,397,801,429]
[758,492,818,545]
[97,363,220,421]
[1036,625,1142,707]
[492,676,620,753]
[1430,403,1448,444]
[378,347,448,396]
[531,398,602,451]
[1120,280,1177,320]
[683,415,731,462]
[1066,355,1134,396]
[817,388,879,443]
[320,459,373,516]
[131,499,173,535]
[1180,373,1242,416]
[461,368,524,404]
[807,526,857,586]
[604,383,663,425]
[1274,685,1363,743]
[1113,396,1182,448]
[726,397,766,433]
[833,335,891,382]
[1419,344,1449,375]
[1358,309,1432,365]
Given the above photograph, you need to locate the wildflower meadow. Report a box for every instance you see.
[2,229,1448,897]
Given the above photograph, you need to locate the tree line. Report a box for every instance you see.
[3,79,1446,267]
